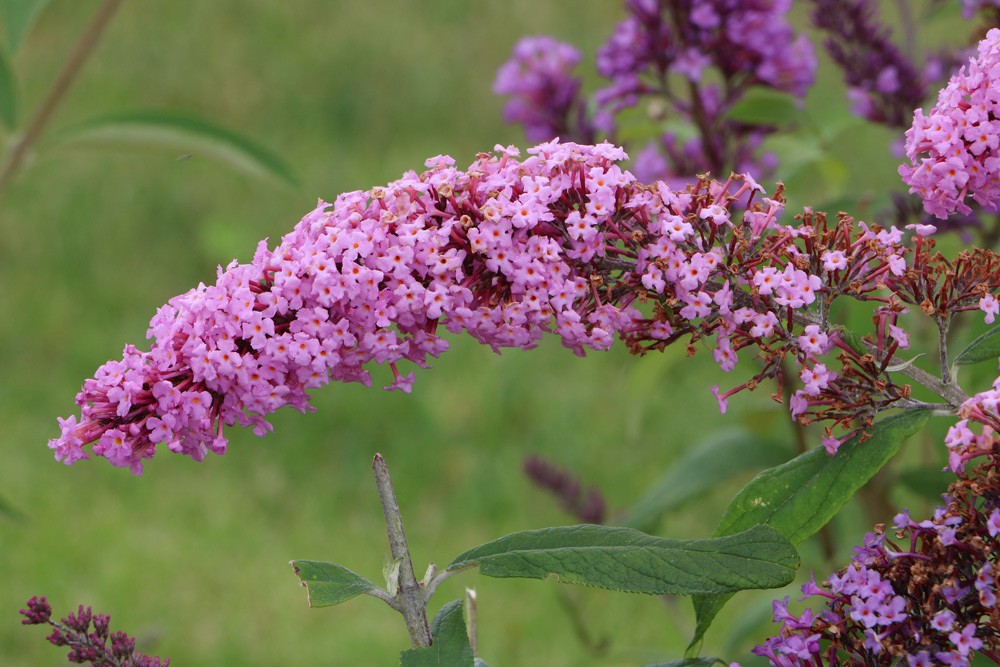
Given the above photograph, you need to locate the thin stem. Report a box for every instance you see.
[0,0,125,193]
[372,453,432,649]
[936,316,952,385]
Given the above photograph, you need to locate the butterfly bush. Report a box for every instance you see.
[810,0,930,129]
[20,596,169,667]
[494,0,815,183]
[900,28,1000,219]
[755,454,1000,667]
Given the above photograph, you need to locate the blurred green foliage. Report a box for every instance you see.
[0,1,980,666]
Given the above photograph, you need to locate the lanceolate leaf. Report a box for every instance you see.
[688,410,929,649]
[0,47,16,129]
[449,524,798,596]
[1,0,50,53]
[399,600,474,667]
[622,430,789,532]
[289,560,375,607]
[48,111,299,185]
[954,324,1000,366]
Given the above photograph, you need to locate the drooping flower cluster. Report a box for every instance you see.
[53,138,987,472]
[20,596,170,667]
[811,0,929,129]
[755,456,1000,667]
[494,0,815,182]
[523,453,607,524]
[492,36,593,144]
[900,28,1000,219]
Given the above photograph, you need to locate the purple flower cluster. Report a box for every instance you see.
[494,1,815,182]
[900,28,1000,219]
[55,137,976,473]
[492,36,593,144]
[54,140,780,473]
[20,596,169,666]
[755,456,1000,667]
[811,0,928,129]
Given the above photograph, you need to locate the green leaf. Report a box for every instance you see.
[400,600,474,667]
[48,111,299,185]
[622,430,789,532]
[955,324,1000,366]
[898,466,951,502]
[688,410,929,648]
[289,560,375,607]
[839,328,868,356]
[1,0,50,53]
[449,523,798,596]
[0,46,16,129]
[726,89,800,126]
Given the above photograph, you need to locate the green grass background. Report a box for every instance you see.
[0,1,980,665]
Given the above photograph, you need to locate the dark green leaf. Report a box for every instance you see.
[1,0,50,53]
[726,89,800,126]
[622,430,789,532]
[0,46,15,129]
[689,410,929,648]
[290,560,375,607]
[48,111,299,185]
[955,325,1000,366]
[898,466,951,502]
[400,600,474,667]
[714,410,928,542]
[449,524,798,596]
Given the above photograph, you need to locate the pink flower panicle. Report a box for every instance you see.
[900,28,1000,219]
[55,138,1000,473]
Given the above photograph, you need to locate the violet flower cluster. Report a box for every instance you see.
[20,596,169,667]
[755,456,1000,667]
[810,0,929,129]
[494,0,815,183]
[900,28,1000,220]
[492,36,593,144]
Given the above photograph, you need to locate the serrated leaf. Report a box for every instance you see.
[898,466,951,502]
[955,325,1000,366]
[622,430,789,532]
[0,47,15,129]
[400,600,474,667]
[727,89,800,126]
[688,410,929,648]
[48,111,298,185]
[290,560,375,607]
[643,659,723,667]
[1,0,50,53]
[449,524,798,596]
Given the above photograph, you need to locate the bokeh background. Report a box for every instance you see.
[0,2,980,665]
